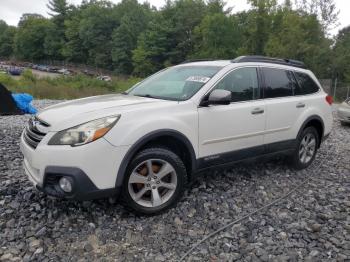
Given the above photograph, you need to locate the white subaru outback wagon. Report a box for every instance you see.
[20,56,333,214]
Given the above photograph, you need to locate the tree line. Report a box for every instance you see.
[0,0,349,82]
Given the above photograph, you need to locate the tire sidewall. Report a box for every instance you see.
[122,147,187,215]
[293,126,319,169]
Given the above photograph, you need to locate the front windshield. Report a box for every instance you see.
[127,65,223,101]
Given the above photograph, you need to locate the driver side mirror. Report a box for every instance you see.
[200,89,231,106]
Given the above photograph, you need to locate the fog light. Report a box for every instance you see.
[59,177,72,193]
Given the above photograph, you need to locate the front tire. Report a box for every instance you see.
[121,147,187,215]
[289,126,319,170]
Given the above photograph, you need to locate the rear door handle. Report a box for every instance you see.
[251,108,264,115]
[296,102,305,108]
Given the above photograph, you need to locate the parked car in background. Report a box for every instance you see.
[97,75,112,82]
[48,67,59,73]
[8,67,23,76]
[23,62,33,68]
[37,65,49,72]
[83,70,95,77]
[20,56,333,214]
[338,98,350,125]
[58,68,71,75]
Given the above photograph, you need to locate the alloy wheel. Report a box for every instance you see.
[128,159,177,208]
[299,133,316,164]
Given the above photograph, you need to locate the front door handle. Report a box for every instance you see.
[251,108,264,115]
[296,102,305,108]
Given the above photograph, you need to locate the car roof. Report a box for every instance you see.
[179,56,309,71]
[179,60,313,75]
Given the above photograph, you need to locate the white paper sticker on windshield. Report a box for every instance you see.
[186,76,211,83]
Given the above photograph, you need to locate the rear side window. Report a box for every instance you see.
[262,68,295,98]
[294,72,320,95]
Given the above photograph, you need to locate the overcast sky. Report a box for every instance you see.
[0,0,349,35]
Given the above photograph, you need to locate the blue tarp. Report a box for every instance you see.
[11,93,37,114]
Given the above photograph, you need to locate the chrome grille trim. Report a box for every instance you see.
[23,117,49,149]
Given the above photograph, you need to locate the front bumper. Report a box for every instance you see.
[36,166,119,200]
[20,131,130,200]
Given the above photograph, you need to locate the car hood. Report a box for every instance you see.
[37,94,173,131]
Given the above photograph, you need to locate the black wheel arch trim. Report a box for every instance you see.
[115,129,197,187]
[297,115,325,146]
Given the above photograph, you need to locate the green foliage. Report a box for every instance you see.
[241,0,278,55]
[63,11,88,63]
[78,1,118,69]
[294,0,339,32]
[0,73,16,87]
[192,14,241,59]
[45,0,71,60]
[44,21,65,60]
[0,0,349,88]
[0,21,16,58]
[206,0,232,15]
[1,71,141,99]
[21,69,37,83]
[47,0,70,17]
[163,0,207,63]
[333,26,350,81]
[14,15,51,60]
[264,9,332,77]
[132,16,175,76]
[111,0,151,74]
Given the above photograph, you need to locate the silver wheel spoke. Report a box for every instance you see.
[301,137,308,147]
[151,188,162,206]
[308,139,316,148]
[301,152,307,163]
[146,160,154,176]
[160,182,176,190]
[129,172,148,184]
[157,162,174,179]
[135,187,148,201]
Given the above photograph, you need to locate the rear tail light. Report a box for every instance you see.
[325,95,333,105]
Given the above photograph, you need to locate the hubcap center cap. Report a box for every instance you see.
[149,177,159,186]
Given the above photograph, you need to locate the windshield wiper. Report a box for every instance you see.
[132,94,180,101]
[134,94,158,99]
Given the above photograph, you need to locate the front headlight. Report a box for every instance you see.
[48,115,120,146]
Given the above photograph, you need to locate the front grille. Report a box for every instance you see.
[23,117,49,149]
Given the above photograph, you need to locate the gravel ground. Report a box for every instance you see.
[0,100,349,262]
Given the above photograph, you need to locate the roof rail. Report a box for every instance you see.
[231,56,306,69]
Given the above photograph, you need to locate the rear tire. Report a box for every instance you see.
[121,147,187,215]
[289,126,319,170]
